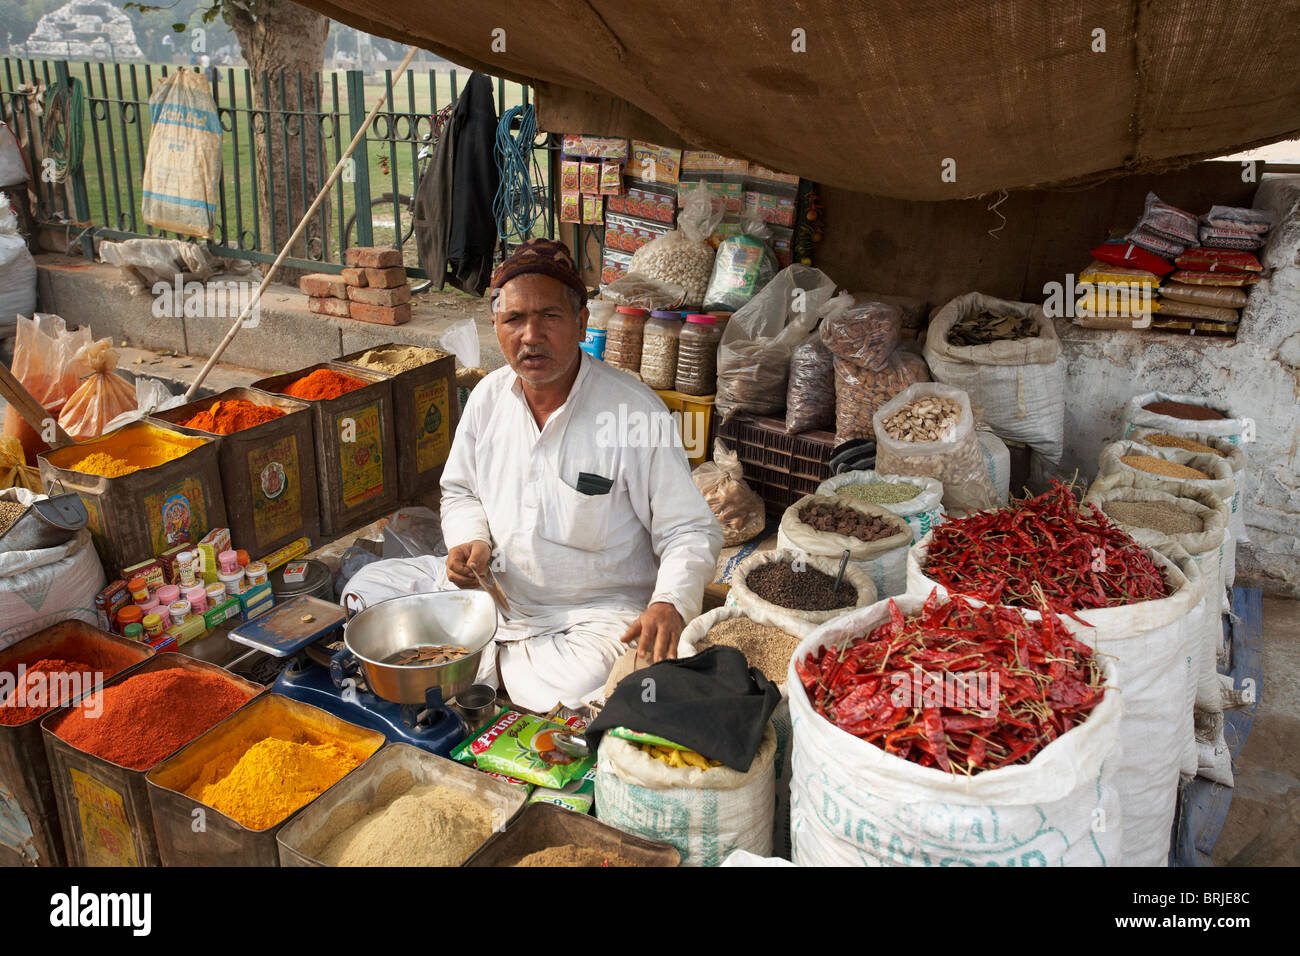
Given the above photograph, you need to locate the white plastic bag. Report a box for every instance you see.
[975,428,1011,504]
[102,378,183,433]
[0,488,107,650]
[437,317,481,369]
[0,192,36,337]
[99,237,231,293]
[595,722,777,866]
[817,471,946,541]
[923,293,1064,464]
[788,594,1124,866]
[597,272,686,311]
[907,540,1199,866]
[727,548,876,626]
[776,494,913,598]
[141,69,222,238]
[691,441,765,547]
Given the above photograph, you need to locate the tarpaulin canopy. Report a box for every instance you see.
[301,0,1300,200]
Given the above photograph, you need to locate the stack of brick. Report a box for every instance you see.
[298,246,412,326]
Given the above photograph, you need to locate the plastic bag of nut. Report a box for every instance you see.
[820,300,902,371]
[872,383,997,514]
[785,330,835,433]
[832,350,924,444]
[692,440,767,546]
[627,184,723,309]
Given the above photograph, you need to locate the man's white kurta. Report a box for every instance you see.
[438,350,723,707]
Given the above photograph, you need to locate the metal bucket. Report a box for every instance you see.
[342,590,497,706]
[146,693,384,866]
[463,802,681,867]
[276,742,527,866]
[41,653,262,866]
[0,621,153,867]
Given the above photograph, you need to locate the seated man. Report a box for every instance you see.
[342,239,722,711]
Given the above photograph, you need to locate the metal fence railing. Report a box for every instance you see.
[0,57,557,278]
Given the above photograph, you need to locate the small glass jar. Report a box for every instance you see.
[640,311,682,389]
[676,313,721,396]
[604,306,648,372]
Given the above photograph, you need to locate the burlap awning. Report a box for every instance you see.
[301,0,1300,199]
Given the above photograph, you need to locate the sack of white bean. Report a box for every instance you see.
[873,383,998,514]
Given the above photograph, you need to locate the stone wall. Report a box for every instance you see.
[1055,174,1300,595]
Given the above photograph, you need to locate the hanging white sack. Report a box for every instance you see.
[681,605,814,862]
[0,488,106,650]
[923,292,1065,464]
[142,69,223,239]
[777,494,913,598]
[787,594,1123,867]
[595,722,777,866]
[907,539,1200,866]
[817,471,946,541]
[727,548,876,626]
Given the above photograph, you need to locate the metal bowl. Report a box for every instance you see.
[343,590,497,705]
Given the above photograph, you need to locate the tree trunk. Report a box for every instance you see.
[228,0,329,281]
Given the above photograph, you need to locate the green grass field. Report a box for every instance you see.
[0,58,547,270]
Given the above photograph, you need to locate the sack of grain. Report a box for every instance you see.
[727,548,876,627]
[595,722,777,866]
[817,471,945,541]
[681,605,814,861]
[907,540,1200,866]
[1121,391,1249,543]
[923,293,1065,464]
[776,494,912,599]
[788,594,1123,866]
[873,383,997,515]
[1096,440,1237,586]
[1127,427,1247,550]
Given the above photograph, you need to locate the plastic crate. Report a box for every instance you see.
[714,414,836,518]
[653,388,715,468]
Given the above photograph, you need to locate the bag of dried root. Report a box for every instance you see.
[817,470,946,540]
[873,383,997,514]
[692,440,766,546]
[820,299,902,371]
[776,493,913,598]
[832,350,922,444]
[627,184,724,309]
[599,272,687,311]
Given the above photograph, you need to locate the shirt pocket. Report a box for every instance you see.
[538,475,612,553]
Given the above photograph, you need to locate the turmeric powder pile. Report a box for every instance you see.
[63,424,203,477]
[69,451,142,477]
[190,737,363,830]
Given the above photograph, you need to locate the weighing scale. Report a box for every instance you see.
[229,595,469,756]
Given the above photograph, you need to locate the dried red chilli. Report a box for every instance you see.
[923,480,1170,618]
[796,592,1105,775]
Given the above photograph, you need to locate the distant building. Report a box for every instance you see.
[17,0,145,61]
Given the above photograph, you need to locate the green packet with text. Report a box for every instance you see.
[451,708,594,789]
[606,726,692,750]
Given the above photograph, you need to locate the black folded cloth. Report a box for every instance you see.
[588,646,781,772]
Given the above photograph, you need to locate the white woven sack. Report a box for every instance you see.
[776,494,912,598]
[0,489,106,650]
[727,548,876,625]
[976,428,1011,504]
[595,722,777,866]
[787,594,1123,866]
[907,539,1199,866]
[924,292,1065,463]
[1127,427,1248,546]
[817,471,946,541]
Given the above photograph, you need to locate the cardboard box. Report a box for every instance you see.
[120,558,166,593]
[628,142,681,186]
[561,134,629,160]
[203,595,242,630]
[95,580,130,633]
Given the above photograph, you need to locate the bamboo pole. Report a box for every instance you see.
[184,46,419,401]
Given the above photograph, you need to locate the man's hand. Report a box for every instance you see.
[620,601,684,664]
[446,540,492,589]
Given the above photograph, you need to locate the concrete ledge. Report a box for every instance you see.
[34,254,505,375]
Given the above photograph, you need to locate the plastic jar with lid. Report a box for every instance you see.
[605,306,648,372]
[640,311,682,389]
[116,604,144,634]
[676,313,721,395]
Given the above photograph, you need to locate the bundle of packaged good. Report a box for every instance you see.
[1073,257,1163,329]
[1155,242,1266,335]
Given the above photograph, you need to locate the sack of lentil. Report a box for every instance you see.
[1097,440,1236,585]
[595,721,777,866]
[923,293,1064,464]
[776,494,913,599]
[873,383,997,515]
[728,548,876,627]
[1120,391,1249,544]
[787,594,1124,867]
[1126,427,1247,550]
[1082,486,1227,718]
[680,605,815,861]
[907,540,1201,866]
[816,470,945,541]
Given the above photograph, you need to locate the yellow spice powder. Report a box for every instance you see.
[191,737,362,830]
[66,424,203,477]
[1143,433,1226,458]
[1119,454,1209,480]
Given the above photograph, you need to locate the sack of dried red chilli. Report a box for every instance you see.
[786,593,1122,867]
[909,522,1203,866]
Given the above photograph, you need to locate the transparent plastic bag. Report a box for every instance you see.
[57,340,137,441]
[627,185,723,309]
[599,272,687,311]
[692,440,766,547]
[102,377,183,433]
[832,351,922,444]
[382,505,447,558]
[704,214,777,312]
[438,317,481,369]
[820,300,902,371]
[785,331,835,434]
[872,383,996,514]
